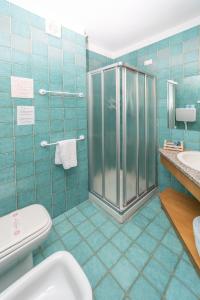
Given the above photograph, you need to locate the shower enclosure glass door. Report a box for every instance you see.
[88,62,157,213]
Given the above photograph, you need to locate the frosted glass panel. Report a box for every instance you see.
[138,73,146,195]
[104,69,118,205]
[90,73,102,196]
[125,69,137,203]
[146,76,156,189]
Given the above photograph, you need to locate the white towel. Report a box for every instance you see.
[55,139,77,169]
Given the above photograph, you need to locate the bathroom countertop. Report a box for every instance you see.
[159,148,200,188]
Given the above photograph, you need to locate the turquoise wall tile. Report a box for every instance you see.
[15,148,33,164]
[12,49,31,65]
[0,137,13,153]
[0,76,10,92]
[0,165,15,183]
[15,135,33,151]
[0,14,10,32]
[0,107,12,122]
[0,123,13,137]
[17,188,36,208]
[16,162,34,180]
[11,18,30,38]
[12,63,31,77]
[0,61,11,76]
[183,50,199,64]
[0,195,16,215]
[0,0,87,217]
[0,32,10,47]
[0,46,10,61]
[32,41,48,57]
[184,61,199,77]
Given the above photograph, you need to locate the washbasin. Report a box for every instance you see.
[177,151,200,172]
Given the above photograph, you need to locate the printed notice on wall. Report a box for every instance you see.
[46,19,61,38]
[11,76,34,99]
[17,106,35,125]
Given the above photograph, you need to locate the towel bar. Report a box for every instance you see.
[39,89,84,98]
[40,135,85,147]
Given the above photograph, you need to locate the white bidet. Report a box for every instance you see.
[0,251,92,300]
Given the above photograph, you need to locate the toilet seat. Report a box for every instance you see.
[0,205,52,260]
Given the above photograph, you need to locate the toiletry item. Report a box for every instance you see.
[163,140,184,152]
[55,139,77,169]
[193,216,200,256]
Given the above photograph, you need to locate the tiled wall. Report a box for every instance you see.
[115,26,200,192]
[86,49,113,71]
[0,0,88,217]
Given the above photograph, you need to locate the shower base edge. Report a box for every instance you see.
[89,187,159,223]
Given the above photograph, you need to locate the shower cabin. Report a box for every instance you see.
[88,62,157,222]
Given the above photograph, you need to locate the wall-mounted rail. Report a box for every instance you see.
[40,135,85,147]
[39,89,84,98]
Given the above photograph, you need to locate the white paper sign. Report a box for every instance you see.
[11,76,34,99]
[46,19,61,38]
[17,106,35,125]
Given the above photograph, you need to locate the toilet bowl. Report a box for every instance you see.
[0,251,92,300]
[0,204,52,292]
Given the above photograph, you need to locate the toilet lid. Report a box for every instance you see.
[0,205,51,256]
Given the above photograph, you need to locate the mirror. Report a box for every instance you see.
[167,75,200,131]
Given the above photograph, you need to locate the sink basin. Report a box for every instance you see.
[177,151,200,172]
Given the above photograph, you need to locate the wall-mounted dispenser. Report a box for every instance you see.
[176,107,196,130]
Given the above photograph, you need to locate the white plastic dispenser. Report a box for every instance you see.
[176,107,196,130]
[176,107,196,122]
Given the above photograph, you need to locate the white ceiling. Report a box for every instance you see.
[9,0,200,58]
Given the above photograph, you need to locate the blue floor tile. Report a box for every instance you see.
[83,256,107,288]
[94,274,125,300]
[175,259,200,297]
[140,205,158,221]
[145,220,166,240]
[42,240,65,257]
[129,276,161,300]
[100,220,118,238]
[41,228,58,248]
[161,231,183,255]
[111,231,132,252]
[153,244,179,273]
[97,242,121,269]
[166,278,197,300]
[121,222,142,240]
[90,212,108,227]
[132,213,149,229]
[71,240,93,265]
[79,201,98,217]
[154,211,171,230]
[111,257,138,290]
[54,219,73,236]
[125,243,149,270]
[136,232,158,253]
[87,230,107,251]
[53,213,66,225]
[143,259,170,293]
[68,211,86,226]
[61,229,81,250]
[76,220,95,238]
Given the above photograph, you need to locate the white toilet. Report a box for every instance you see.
[0,204,52,292]
[0,251,93,300]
